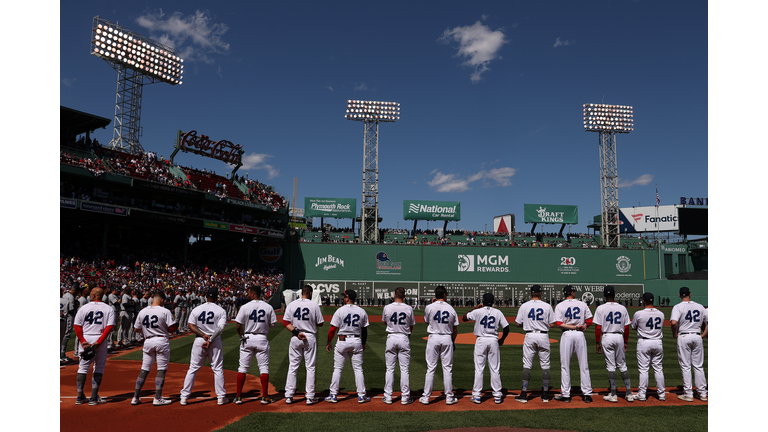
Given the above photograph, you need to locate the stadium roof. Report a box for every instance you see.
[60,106,110,137]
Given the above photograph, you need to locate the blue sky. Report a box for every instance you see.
[59,1,709,235]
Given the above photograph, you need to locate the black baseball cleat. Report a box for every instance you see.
[583,395,593,403]
[541,393,551,403]
[554,395,571,403]
[514,392,528,403]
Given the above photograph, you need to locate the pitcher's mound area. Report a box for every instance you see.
[428,428,576,432]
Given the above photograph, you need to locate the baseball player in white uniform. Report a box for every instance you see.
[180,287,230,406]
[131,290,177,406]
[173,289,186,335]
[462,293,509,404]
[325,289,370,403]
[593,286,633,403]
[382,287,416,405]
[234,285,277,405]
[670,286,708,402]
[554,285,594,403]
[73,287,115,405]
[631,292,666,401]
[514,285,556,403]
[282,285,325,405]
[419,286,459,405]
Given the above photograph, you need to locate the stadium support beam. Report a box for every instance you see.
[109,64,146,154]
[361,121,379,243]
[598,132,620,248]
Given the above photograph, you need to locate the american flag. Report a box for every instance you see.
[656,186,660,207]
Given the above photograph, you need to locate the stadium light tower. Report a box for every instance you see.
[345,100,400,243]
[583,103,634,248]
[91,16,184,154]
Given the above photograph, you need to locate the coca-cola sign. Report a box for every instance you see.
[178,130,243,165]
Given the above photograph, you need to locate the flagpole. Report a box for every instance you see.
[657,183,662,279]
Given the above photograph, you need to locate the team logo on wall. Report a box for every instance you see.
[458,255,475,272]
[376,251,401,271]
[258,242,283,263]
[616,256,632,273]
[581,292,595,305]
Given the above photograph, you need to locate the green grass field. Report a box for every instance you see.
[69,305,707,431]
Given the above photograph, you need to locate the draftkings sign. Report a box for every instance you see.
[524,204,578,224]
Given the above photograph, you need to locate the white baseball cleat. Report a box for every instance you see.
[445,396,458,405]
[285,397,293,404]
[677,394,694,402]
[180,397,188,406]
[382,397,393,404]
[625,393,634,402]
[131,397,142,405]
[218,397,230,405]
[603,394,618,403]
[153,398,172,406]
[635,394,647,401]
[419,396,430,405]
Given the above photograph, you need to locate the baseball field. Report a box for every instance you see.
[60,305,708,432]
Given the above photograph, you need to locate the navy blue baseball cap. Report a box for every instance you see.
[344,289,357,302]
[604,286,616,296]
[206,287,219,298]
[642,292,654,303]
[563,285,575,295]
[482,292,494,306]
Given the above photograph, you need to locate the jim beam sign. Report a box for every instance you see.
[174,130,244,166]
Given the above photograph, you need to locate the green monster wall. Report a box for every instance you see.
[274,242,707,307]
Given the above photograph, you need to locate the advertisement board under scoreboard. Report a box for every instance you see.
[619,205,680,233]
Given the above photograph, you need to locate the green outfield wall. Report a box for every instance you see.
[278,243,708,306]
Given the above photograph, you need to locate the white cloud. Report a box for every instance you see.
[136,9,230,64]
[354,82,370,91]
[553,37,574,48]
[618,174,654,188]
[61,78,75,87]
[439,20,508,83]
[240,153,279,179]
[325,86,334,91]
[427,167,517,192]
[481,14,489,21]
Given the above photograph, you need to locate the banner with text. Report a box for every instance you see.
[524,204,578,224]
[304,197,357,218]
[618,205,679,233]
[403,200,461,221]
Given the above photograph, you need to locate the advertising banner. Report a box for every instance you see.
[618,205,679,233]
[304,197,357,218]
[81,201,128,216]
[524,204,578,224]
[493,214,514,233]
[403,200,461,221]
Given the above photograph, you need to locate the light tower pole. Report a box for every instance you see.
[583,103,634,248]
[91,16,184,154]
[345,100,400,243]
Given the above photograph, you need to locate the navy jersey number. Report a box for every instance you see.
[293,307,310,321]
[84,311,104,325]
[249,309,266,323]
[343,314,361,327]
[606,311,622,325]
[528,308,544,321]
[645,317,662,330]
[564,307,581,320]
[389,312,407,325]
[479,315,497,329]
[198,311,214,325]
[433,310,450,324]
[684,310,701,322]
[142,314,159,328]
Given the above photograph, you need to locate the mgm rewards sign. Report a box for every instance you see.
[403,200,460,221]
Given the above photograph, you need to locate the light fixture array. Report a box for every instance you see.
[583,103,633,132]
[91,18,183,85]
[345,100,400,122]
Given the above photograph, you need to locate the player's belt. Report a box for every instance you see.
[245,332,268,335]
[297,331,315,335]
[145,335,165,340]
[338,335,359,341]
[604,332,623,334]
[639,336,659,340]
[680,332,700,335]
[526,330,548,334]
